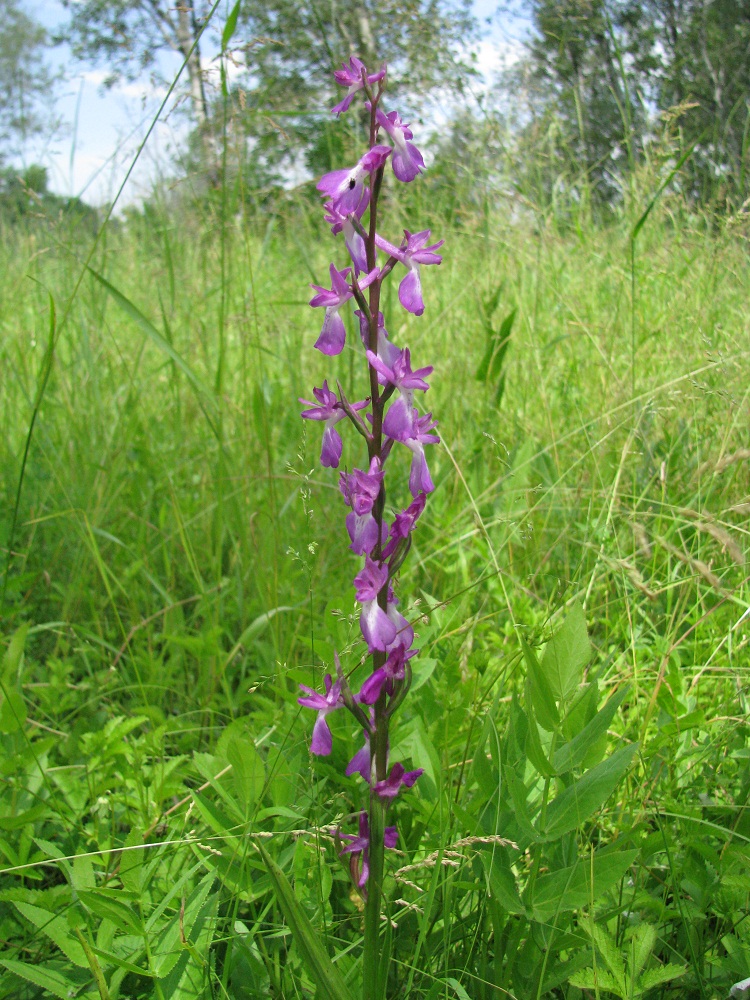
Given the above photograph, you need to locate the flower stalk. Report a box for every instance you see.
[298,54,443,997]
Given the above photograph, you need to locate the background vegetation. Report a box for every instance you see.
[0,1,749,997]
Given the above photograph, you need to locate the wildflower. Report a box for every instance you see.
[354,555,397,651]
[402,410,440,496]
[357,310,401,382]
[309,264,379,355]
[376,229,444,317]
[375,763,424,800]
[324,195,369,274]
[382,493,427,559]
[297,673,344,755]
[332,57,386,116]
[359,643,415,704]
[300,381,366,468]
[340,458,386,554]
[340,811,398,887]
[317,146,391,215]
[372,105,425,182]
[365,347,433,440]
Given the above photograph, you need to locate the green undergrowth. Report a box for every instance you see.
[0,188,748,998]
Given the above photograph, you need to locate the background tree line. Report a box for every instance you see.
[1,0,748,218]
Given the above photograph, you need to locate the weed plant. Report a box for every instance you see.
[0,130,749,998]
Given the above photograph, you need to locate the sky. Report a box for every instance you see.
[20,0,529,208]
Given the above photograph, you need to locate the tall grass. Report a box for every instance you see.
[0,161,748,997]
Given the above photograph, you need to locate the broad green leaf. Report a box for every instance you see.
[152,873,216,979]
[482,849,525,915]
[553,686,629,774]
[255,840,354,1000]
[638,963,686,991]
[527,848,638,920]
[541,602,591,703]
[629,922,656,977]
[568,967,620,992]
[2,623,28,674]
[591,923,627,993]
[77,890,142,935]
[13,901,88,967]
[522,640,559,731]
[225,736,265,810]
[159,889,219,998]
[504,764,539,844]
[525,703,556,778]
[543,743,638,839]
[0,958,83,999]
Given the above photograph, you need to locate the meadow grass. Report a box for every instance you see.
[0,180,749,998]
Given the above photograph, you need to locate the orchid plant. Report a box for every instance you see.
[297,55,442,997]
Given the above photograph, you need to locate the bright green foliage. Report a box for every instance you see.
[0,143,749,997]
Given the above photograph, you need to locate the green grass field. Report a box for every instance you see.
[1,177,749,998]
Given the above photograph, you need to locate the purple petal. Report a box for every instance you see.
[310,713,333,755]
[345,738,371,780]
[314,309,346,355]
[398,268,424,316]
[383,396,415,441]
[320,425,343,468]
[392,143,425,183]
[346,511,380,555]
[359,667,387,705]
[360,600,398,651]
[384,826,398,849]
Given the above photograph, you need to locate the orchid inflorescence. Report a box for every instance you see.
[297,55,442,899]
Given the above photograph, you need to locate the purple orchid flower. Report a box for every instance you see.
[372,105,425,182]
[340,458,386,554]
[300,380,367,468]
[297,673,344,755]
[374,229,444,316]
[382,493,427,559]
[359,643,416,705]
[324,193,369,274]
[366,347,433,440]
[332,57,386,116]
[356,309,401,383]
[346,727,372,781]
[340,812,398,887]
[375,762,424,801]
[401,410,440,496]
[354,555,397,651]
[386,586,415,652]
[317,146,391,215]
[309,263,379,355]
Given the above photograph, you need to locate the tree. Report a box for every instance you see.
[60,0,211,130]
[0,0,57,157]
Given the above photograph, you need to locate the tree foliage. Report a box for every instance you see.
[0,0,56,156]
[521,0,750,208]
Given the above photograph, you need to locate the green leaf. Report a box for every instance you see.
[221,0,241,49]
[522,640,559,731]
[86,266,220,440]
[225,737,265,810]
[525,703,556,778]
[553,686,629,774]
[254,840,354,1000]
[482,849,525,915]
[504,764,540,844]
[541,603,591,703]
[13,901,88,967]
[77,890,143,935]
[543,743,638,839]
[0,959,83,999]
[528,848,638,920]
[638,963,686,991]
